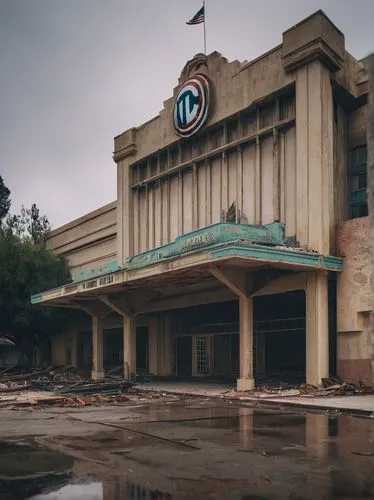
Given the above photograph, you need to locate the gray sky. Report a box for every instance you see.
[1,0,373,229]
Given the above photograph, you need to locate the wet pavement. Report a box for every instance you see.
[1,397,374,499]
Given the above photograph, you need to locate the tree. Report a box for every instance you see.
[0,179,71,365]
[4,203,51,243]
[0,176,11,223]
[0,231,71,365]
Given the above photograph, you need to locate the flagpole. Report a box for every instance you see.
[203,1,207,54]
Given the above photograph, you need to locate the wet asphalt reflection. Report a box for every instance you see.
[1,401,374,499]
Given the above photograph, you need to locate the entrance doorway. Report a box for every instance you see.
[254,290,306,383]
[192,335,212,376]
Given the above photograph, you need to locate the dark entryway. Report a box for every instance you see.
[213,334,239,378]
[254,290,306,382]
[136,327,149,372]
[172,290,306,383]
[175,336,192,376]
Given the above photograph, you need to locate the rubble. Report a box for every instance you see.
[224,378,374,401]
[0,365,135,408]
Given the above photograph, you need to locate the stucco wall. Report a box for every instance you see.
[46,201,117,279]
[115,48,293,163]
[336,217,373,384]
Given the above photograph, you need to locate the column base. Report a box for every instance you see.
[237,377,255,391]
[91,370,105,381]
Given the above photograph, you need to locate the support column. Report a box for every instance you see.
[306,272,329,386]
[91,316,104,380]
[148,316,159,375]
[237,295,254,391]
[123,315,136,381]
[210,266,255,391]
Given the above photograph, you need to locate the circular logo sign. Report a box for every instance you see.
[173,74,210,137]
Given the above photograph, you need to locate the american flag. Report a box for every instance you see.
[186,5,205,25]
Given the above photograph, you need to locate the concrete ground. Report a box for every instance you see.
[135,380,234,397]
[259,394,374,414]
[1,393,374,499]
[135,380,374,416]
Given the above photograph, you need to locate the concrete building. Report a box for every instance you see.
[32,11,373,388]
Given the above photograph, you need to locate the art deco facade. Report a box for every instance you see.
[33,11,373,388]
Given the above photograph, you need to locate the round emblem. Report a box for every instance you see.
[173,74,210,137]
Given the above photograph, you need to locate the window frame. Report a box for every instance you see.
[348,145,368,219]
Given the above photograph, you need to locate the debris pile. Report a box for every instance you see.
[224,376,374,400]
[0,365,135,408]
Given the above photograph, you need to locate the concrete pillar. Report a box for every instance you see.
[91,316,104,380]
[123,315,136,381]
[306,272,329,386]
[295,61,334,255]
[70,329,79,369]
[159,314,173,376]
[237,295,255,391]
[148,316,159,375]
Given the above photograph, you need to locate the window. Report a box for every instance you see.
[241,110,256,135]
[279,92,295,121]
[227,119,238,142]
[209,127,223,149]
[159,151,168,172]
[349,145,368,218]
[181,140,192,162]
[138,162,147,182]
[259,101,275,128]
[150,157,158,177]
[170,147,179,167]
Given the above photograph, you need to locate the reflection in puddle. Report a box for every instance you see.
[31,482,103,500]
[1,405,374,499]
[30,481,174,500]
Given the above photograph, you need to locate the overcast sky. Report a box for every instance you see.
[1,0,373,228]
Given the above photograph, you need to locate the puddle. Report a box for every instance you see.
[0,441,73,500]
[1,404,374,499]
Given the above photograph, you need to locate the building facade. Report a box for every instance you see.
[32,11,373,388]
